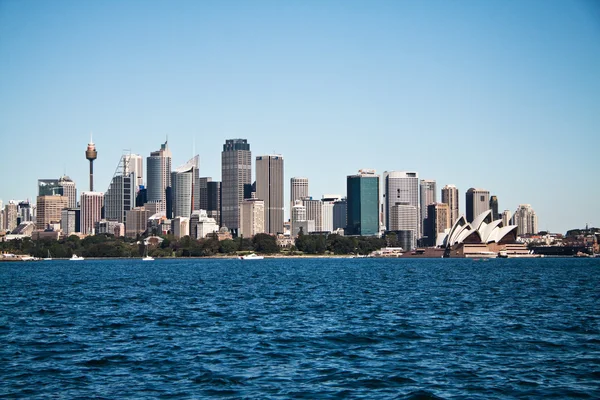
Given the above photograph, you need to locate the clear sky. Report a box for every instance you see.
[1,0,599,234]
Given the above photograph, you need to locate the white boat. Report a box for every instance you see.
[239,253,264,260]
[43,250,52,261]
[70,254,84,261]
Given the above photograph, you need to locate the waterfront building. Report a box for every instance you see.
[171,156,199,219]
[61,208,80,235]
[465,188,490,223]
[172,217,190,239]
[290,177,309,215]
[303,198,322,233]
[490,195,499,220]
[441,184,459,227]
[424,203,450,246]
[221,139,251,236]
[513,204,538,236]
[384,171,419,237]
[36,195,68,230]
[104,155,136,224]
[58,176,77,209]
[80,192,103,235]
[146,140,172,206]
[390,203,418,247]
[85,137,98,191]
[321,195,341,233]
[125,207,150,238]
[256,155,284,234]
[239,198,265,237]
[420,179,437,241]
[333,198,347,231]
[346,169,380,236]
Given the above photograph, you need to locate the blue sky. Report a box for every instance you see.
[1,0,599,233]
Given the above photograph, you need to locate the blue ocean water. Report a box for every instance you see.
[1,257,599,399]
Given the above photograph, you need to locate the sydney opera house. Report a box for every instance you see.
[437,210,528,257]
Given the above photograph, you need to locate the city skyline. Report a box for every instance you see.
[1,1,599,234]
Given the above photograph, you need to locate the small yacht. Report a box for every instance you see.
[70,254,84,261]
[239,253,264,260]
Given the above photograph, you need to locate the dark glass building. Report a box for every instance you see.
[345,170,380,236]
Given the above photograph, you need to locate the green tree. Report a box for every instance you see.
[253,233,280,254]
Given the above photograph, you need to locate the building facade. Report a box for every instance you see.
[221,139,251,235]
[489,195,499,220]
[171,156,199,219]
[36,195,68,230]
[419,179,437,240]
[60,208,80,236]
[255,155,284,235]
[424,203,450,246]
[346,169,380,236]
[80,192,104,235]
[384,171,419,237]
[58,176,77,209]
[239,198,265,238]
[125,207,150,238]
[104,155,136,224]
[513,204,538,235]
[389,204,418,247]
[441,184,459,227]
[146,140,172,206]
[465,188,490,223]
[290,177,309,215]
[124,153,144,188]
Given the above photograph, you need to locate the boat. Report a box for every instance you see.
[70,254,84,261]
[43,250,52,261]
[239,253,264,260]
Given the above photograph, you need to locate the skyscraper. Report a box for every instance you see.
[171,156,199,219]
[332,198,347,231]
[38,179,62,196]
[58,176,77,209]
[489,195,499,220]
[80,192,103,235]
[384,171,419,236]
[255,155,284,234]
[198,177,212,211]
[346,169,380,236]
[221,139,251,235]
[206,181,221,226]
[419,179,436,240]
[321,195,342,233]
[85,137,97,191]
[303,198,322,232]
[36,195,68,230]
[290,200,307,237]
[124,154,144,188]
[4,202,18,232]
[104,155,136,224]
[239,198,265,237]
[465,188,490,222]
[424,203,450,246]
[513,204,538,235]
[441,184,459,227]
[147,140,172,206]
[290,177,309,215]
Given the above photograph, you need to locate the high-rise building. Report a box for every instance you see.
[290,177,309,215]
[198,177,212,211]
[384,171,419,237]
[80,192,103,235]
[333,198,347,231]
[207,181,221,226]
[256,155,284,234]
[389,203,418,247]
[38,179,62,196]
[104,155,136,224]
[321,195,341,233]
[489,195,499,220]
[4,202,18,232]
[58,176,77,209]
[36,195,68,230]
[513,204,538,235]
[171,156,199,219]
[290,200,307,237]
[303,198,322,233]
[124,154,144,188]
[172,217,190,239]
[125,207,150,238]
[502,210,512,228]
[147,140,172,206]
[441,184,459,227]
[465,188,490,222]
[17,201,33,223]
[61,208,80,235]
[346,169,380,236]
[424,203,450,246]
[419,179,436,240]
[85,137,98,191]
[239,198,265,237]
[221,139,251,236]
